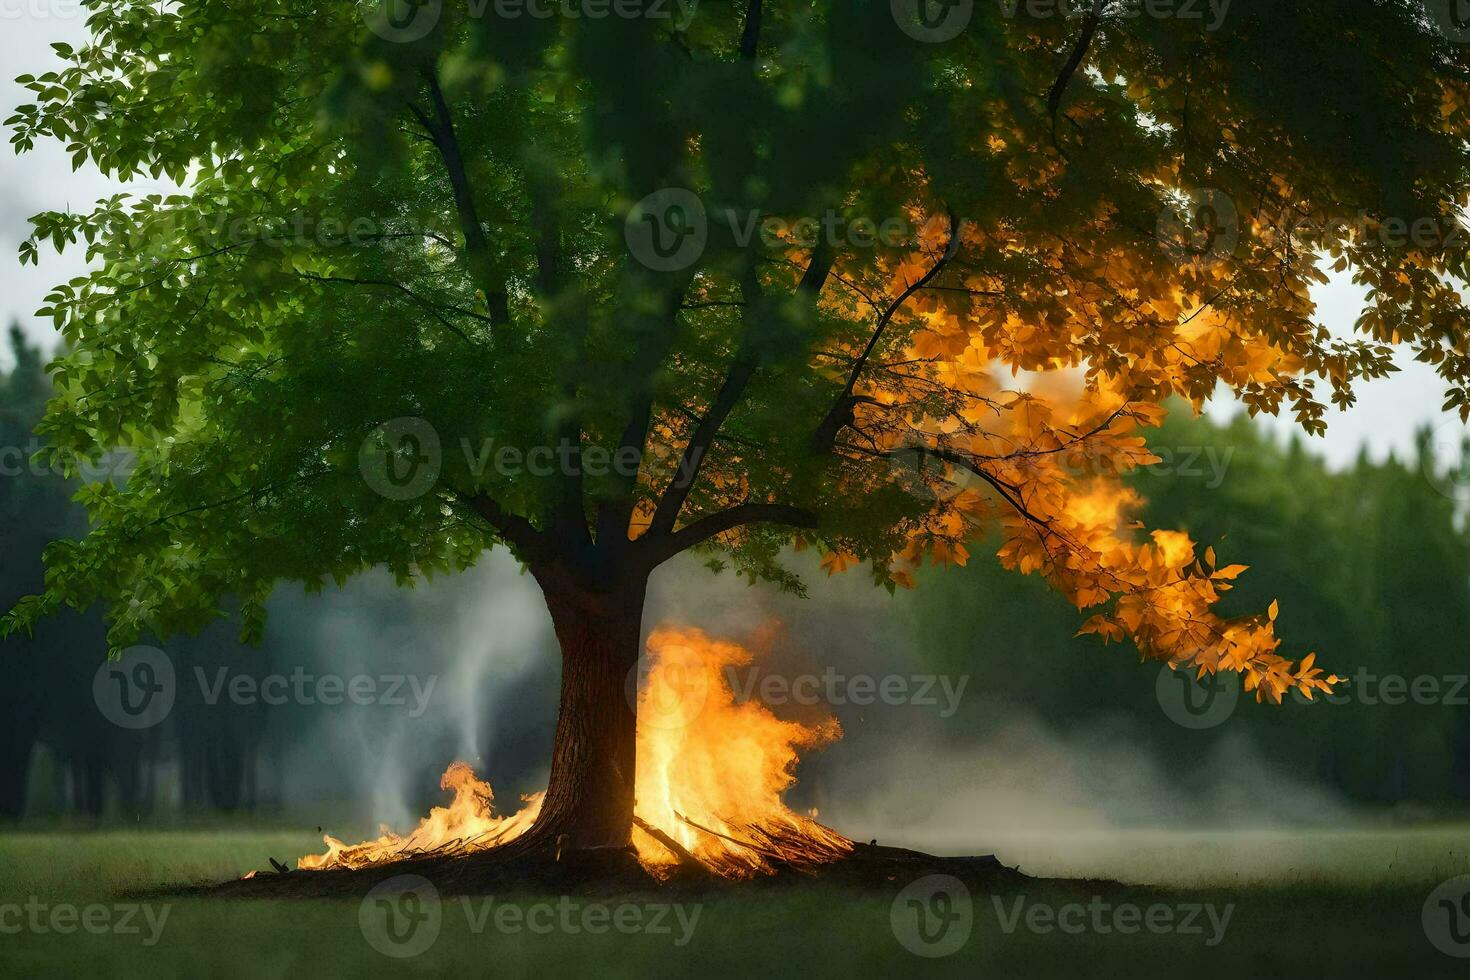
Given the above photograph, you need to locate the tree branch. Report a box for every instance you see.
[1046,0,1105,156]
[812,212,961,453]
[646,243,834,540]
[419,71,511,325]
[295,274,481,344]
[636,502,818,570]
[456,491,553,563]
[593,282,693,549]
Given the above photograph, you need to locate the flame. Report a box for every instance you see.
[297,762,543,871]
[296,626,851,877]
[631,626,850,875]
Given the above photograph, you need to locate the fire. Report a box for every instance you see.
[296,626,852,877]
[631,626,850,875]
[297,762,543,871]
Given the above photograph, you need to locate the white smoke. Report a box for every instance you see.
[274,547,1353,882]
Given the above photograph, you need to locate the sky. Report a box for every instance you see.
[0,7,1460,469]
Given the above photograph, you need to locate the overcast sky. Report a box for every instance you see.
[1,7,1460,468]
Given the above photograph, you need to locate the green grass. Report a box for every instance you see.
[0,827,1466,977]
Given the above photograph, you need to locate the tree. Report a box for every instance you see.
[6,0,1467,850]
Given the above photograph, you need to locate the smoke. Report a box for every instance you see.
[813,714,1354,884]
[268,545,1351,879]
[644,552,1354,884]
[271,550,556,831]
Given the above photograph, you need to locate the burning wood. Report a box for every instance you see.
[296,627,852,879]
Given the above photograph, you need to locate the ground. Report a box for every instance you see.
[0,825,1466,977]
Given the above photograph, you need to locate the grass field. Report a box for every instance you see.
[0,825,1467,977]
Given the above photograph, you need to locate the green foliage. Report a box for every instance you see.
[6,1,1470,655]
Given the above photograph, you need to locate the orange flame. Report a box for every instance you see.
[297,762,543,871]
[296,626,851,877]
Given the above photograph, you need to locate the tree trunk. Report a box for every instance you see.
[526,568,648,851]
